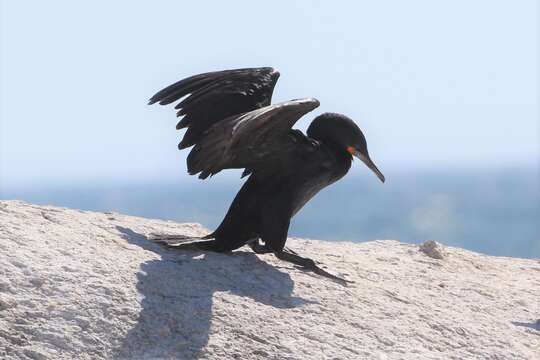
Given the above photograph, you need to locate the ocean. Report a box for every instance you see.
[2,167,538,258]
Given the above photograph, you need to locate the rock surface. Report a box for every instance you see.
[0,200,539,360]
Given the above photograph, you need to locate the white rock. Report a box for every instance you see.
[419,240,445,260]
[0,200,539,359]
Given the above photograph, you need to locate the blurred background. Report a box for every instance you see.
[1,1,538,258]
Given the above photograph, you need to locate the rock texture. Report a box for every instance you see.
[0,200,539,360]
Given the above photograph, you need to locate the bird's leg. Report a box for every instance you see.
[248,238,274,254]
[274,250,353,286]
[258,214,350,284]
[248,238,298,255]
[283,246,298,255]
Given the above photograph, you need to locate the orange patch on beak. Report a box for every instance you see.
[346,146,356,155]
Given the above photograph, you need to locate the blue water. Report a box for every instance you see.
[2,168,538,258]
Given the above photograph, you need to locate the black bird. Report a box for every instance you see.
[149,67,385,284]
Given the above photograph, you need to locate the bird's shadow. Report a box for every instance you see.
[511,320,540,331]
[114,226,316,359]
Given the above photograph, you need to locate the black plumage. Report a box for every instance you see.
[149,67,385,284]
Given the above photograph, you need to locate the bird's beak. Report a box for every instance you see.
[352,150,385,183]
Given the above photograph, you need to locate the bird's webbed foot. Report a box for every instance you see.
[275,250,353,286]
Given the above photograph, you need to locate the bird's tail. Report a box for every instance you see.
[148,233,228,252]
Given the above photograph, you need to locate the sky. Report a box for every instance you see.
[1,0,538,190]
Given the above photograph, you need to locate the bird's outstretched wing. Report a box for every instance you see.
[186,98,320,179]
[149,67,280,149]
[150,67,320,179]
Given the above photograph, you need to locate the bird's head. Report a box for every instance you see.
[307,113,385,183]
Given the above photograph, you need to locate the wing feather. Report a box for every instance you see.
[150,67,320,180]
[186,98,320,179]
[149,67,280,149]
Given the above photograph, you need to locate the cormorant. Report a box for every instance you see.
[149,67,385,284]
